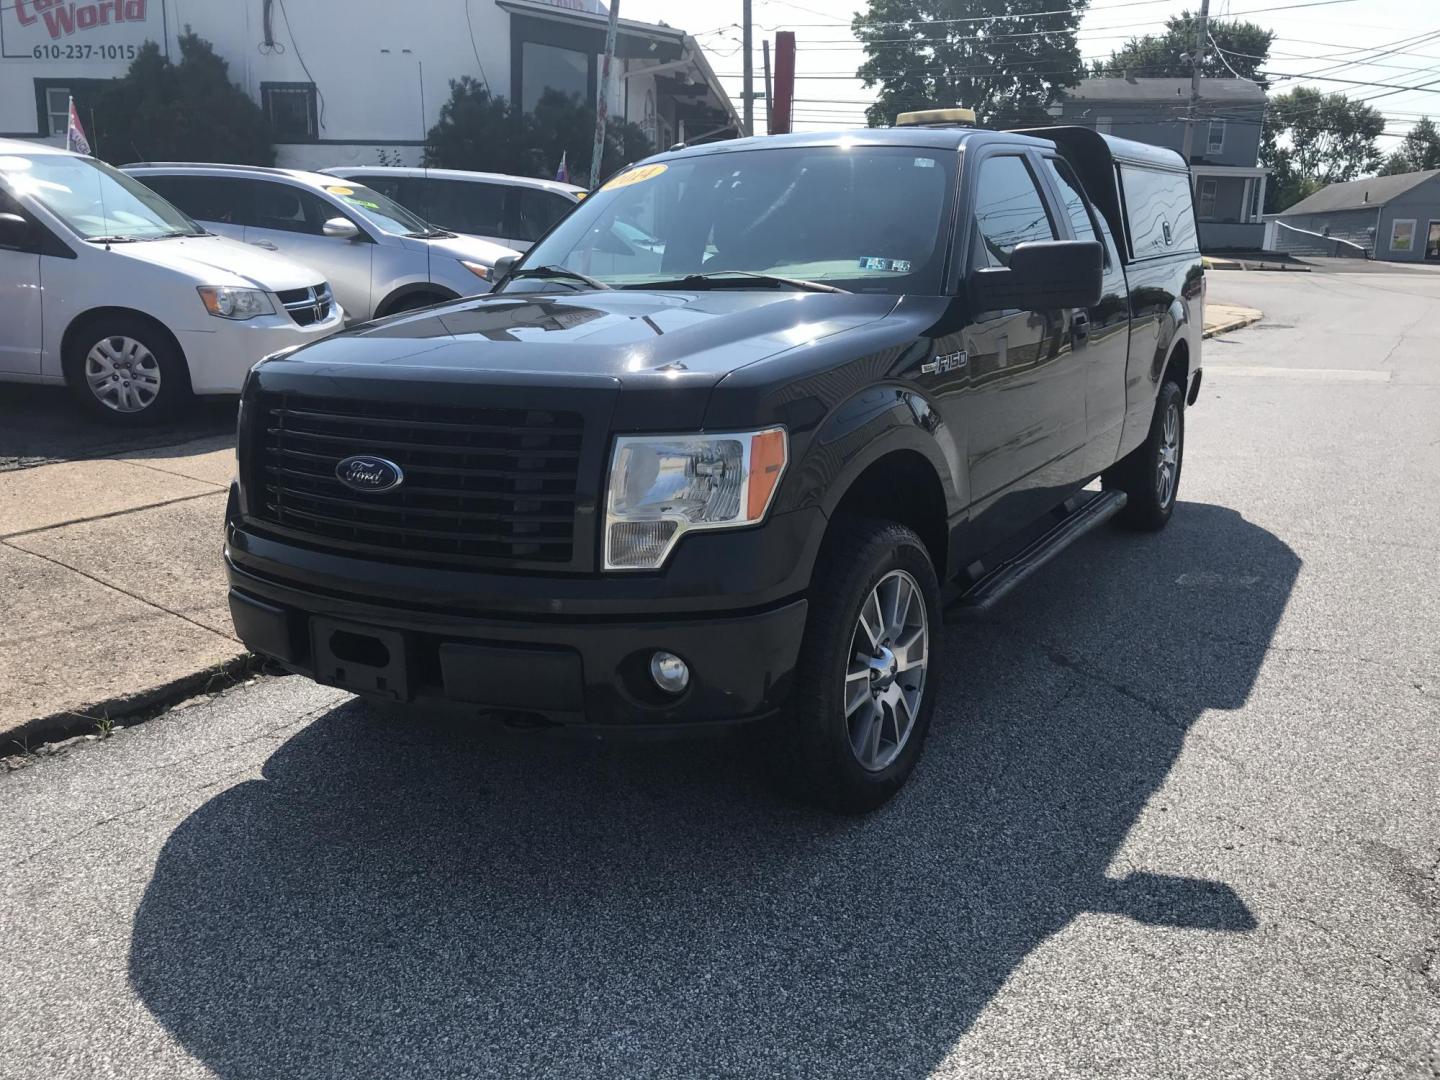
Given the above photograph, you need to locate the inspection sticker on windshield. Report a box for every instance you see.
[325,186,355,196]
[858,257,911,272]
[603,163,668,190]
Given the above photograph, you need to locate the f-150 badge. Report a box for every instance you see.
[921,350,968,376]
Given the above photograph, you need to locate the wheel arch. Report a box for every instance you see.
[60,306,190,390]
[373,282,460,318]
[825,448,952,581]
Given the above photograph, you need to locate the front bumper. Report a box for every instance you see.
[175,304,345,396]
[226,554,808,729]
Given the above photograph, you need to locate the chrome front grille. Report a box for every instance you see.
[277,284,334,326]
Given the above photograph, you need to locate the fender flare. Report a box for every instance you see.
[789,383,966,522]
[1149,297,1191,387]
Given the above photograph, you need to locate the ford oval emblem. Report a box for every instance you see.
[335,455,404,493]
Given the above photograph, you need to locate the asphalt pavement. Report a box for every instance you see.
[0,383,234,472]
[2,269,1438,1079]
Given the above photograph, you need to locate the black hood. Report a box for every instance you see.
[287,289,901,389]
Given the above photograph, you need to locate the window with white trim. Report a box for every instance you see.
[1207,119,1226,154]
[45,87,70,138]
[1198,178,1218,219]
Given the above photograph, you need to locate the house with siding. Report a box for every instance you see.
[1272,170,1440,262]
[1055,76,1268,251]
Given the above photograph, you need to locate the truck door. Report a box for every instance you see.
[959,151,1086,549]
[1039,155,1131,476]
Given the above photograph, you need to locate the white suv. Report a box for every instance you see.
[0,140,343,424]
[126,163,521,320]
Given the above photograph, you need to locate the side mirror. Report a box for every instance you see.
[0,211,30,249]
[491,254,518,284]
[970,239,1102,312]
[322,217,360,240]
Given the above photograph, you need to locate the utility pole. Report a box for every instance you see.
[742,0,754,137]
[590,0,621,190]
[762,39,773,135]
[1180,0,1210,166]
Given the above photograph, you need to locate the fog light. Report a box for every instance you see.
[649,651,690,694]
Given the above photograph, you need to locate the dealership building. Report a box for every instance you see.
[0,0,739,170]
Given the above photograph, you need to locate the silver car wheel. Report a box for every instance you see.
[1156,401,1180,508]
[86,335,161,414]
[844,568,929,772]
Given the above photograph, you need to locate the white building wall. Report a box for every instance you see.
[2,0,510,167]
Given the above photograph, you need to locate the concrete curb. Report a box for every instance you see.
[3,651,259,756]
[1203,313,1264,338]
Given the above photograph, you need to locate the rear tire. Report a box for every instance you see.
[63,314,190,425]
[774,518,942,814]
[1104,378,1184,532]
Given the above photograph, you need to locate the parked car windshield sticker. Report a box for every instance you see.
[602,163,668,190]
[325,186,355,196]
[858,257,912,272]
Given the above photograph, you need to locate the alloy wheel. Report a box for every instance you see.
[844,569,929,772]
[1156,401,1180,508]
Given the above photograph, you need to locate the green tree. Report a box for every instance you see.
[853,0,1087,129]
[1093,14,1275,86]
[1378,116,1440,175]
[1262,87,1386,210]
[86,32,274,166]
[425,79,652,184]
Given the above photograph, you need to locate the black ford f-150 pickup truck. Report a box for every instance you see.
[225,117,1203,812]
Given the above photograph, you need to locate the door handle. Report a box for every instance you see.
[1071,311,1090,347]
[250,240,278,251]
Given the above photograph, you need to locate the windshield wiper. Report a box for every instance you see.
[504,264,611,291]
[85,235,140,244]
[619,271,848,294]
[408,228,457,239]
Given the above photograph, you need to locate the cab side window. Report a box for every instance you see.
[1043,157,1111,268]
[971,155,1056,269]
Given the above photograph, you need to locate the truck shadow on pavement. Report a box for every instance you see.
[128,501,1299,1079]
[0,384,234,470]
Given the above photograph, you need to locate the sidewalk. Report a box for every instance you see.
[1204,303,1263,337]
[0,435,245,742]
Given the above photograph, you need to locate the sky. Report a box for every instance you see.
[621,0,1440,143]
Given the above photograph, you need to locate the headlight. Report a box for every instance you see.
[460,260,491,280]
[197,286,275,320]
[604,428,788,570]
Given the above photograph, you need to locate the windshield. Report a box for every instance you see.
[512,145,956,293]
[320,182,431,235]
[0,152,201,240]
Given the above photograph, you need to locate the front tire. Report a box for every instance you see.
[776,518,942,814]
[63,315,191,425]
[1104,378,1184,531]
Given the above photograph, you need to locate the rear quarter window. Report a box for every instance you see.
[1118,165,1197,259]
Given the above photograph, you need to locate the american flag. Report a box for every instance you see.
[66,98,91,156]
